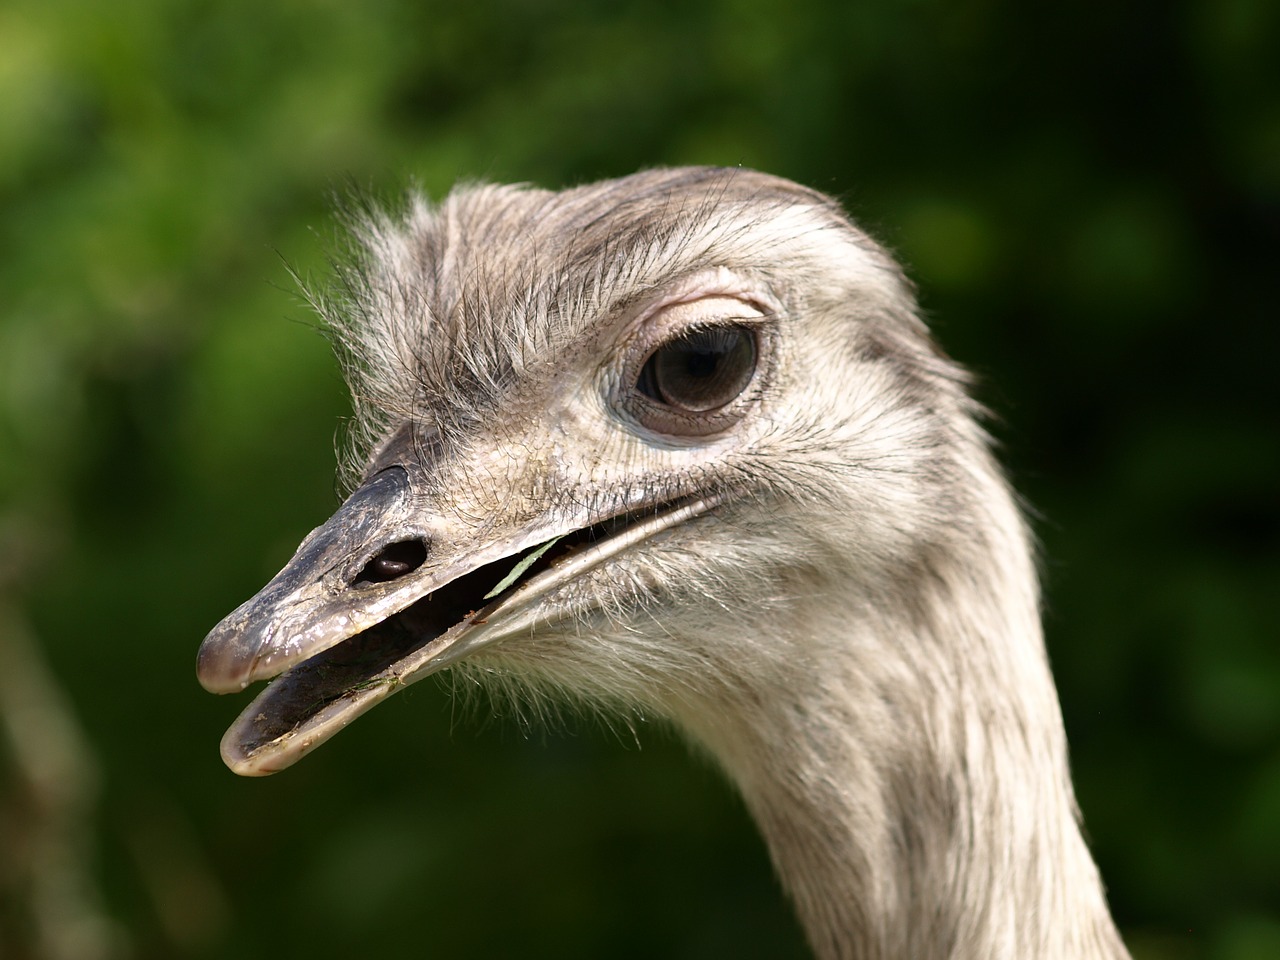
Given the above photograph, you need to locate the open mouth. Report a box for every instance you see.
[207,497,718,775]
[229,520,609,754]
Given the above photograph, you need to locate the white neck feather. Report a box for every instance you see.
[669,471,1129,959]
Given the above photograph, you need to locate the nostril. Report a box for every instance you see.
[356,539,428,585]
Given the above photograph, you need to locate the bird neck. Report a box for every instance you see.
[681,523,1129,960]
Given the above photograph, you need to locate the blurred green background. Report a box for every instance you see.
[1,0,1277,958]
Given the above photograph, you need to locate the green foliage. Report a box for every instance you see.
[1,0,1275,957]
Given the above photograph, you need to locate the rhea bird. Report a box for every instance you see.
[197,167,1129,959]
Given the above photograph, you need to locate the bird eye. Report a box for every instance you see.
[636,325,757,414]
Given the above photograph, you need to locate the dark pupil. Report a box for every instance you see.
[639,326,757,413]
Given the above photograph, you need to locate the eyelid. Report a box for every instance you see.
[635,293,770,340]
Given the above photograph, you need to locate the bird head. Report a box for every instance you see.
[197,167,977,776]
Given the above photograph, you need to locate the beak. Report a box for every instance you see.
[197,465,719,777]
